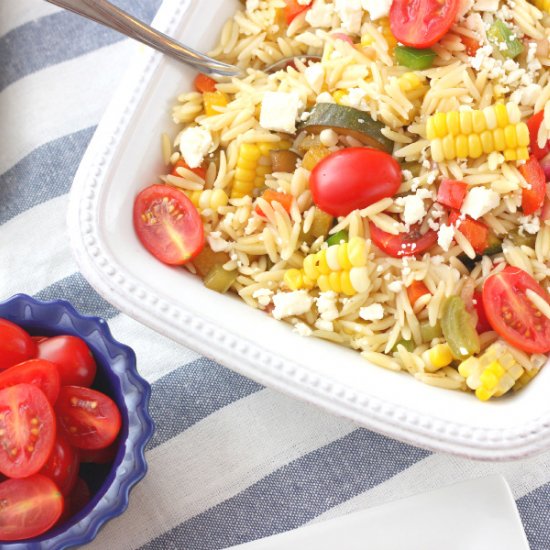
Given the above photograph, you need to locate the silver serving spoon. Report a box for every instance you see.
[45,0,321,77]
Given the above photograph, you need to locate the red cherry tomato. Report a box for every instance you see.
[40,435,79,496]
[310,148,402,217]
[37,335,96,387]
[369,222,438,257]
[0,319,37,370]
[519,155,546,215]
[284,0,312,24]
[0,359,60,404]
[65,478,91,521]
[194,73,217,93]
[483,266,550,354]
[390,0,460,48]
[527,111,550,160]
[32,335,49,344]
[473,291,492,334]
[0,384,56,478]
[0,475,63,541]
[55,386,122,450]
[133,184,205,265]
[79,440,119,464]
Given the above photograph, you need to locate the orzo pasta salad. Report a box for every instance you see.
[133,0,550,401]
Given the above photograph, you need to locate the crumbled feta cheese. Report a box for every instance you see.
[260,92,301,134]
[342,87,368,110]
[361,0,392,20]
[179,126,213,168]
[437,224,456,252]
[334,0,363,34]
[316,291,339,321]
[316,91,335,104]
[272,291,313,319]
[461,187,500,219]
[304,63,325,93]
[400,194,427,225]
[252,288,273,307]
[207,231,231,252]
[518,214,541,235]
[294,322,313,336]
[387,281,403,293]
[319,128,339,147]
[359,303,384,321]
[305,0,335,28]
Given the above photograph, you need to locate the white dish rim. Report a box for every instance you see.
[67,0,550,461]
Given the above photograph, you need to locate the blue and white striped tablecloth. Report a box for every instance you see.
[1,1,550,548]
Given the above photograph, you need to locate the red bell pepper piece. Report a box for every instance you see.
[255,189,294,218]
[437,179,468,210]
[449,210,489,255]
[527,111,550,160]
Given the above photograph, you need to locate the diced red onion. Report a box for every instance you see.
[331,33,354,44]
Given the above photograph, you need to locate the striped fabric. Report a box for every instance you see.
[1,1,549,548]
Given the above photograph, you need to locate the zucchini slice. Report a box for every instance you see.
[298,103,393,153]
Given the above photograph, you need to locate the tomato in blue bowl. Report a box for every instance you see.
[0,294,153,549]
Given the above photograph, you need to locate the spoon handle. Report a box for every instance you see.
[45,0,243,77]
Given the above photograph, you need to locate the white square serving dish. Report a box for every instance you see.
[68,0,550,460]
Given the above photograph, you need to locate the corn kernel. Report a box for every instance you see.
[284,269,304,290]
[480,130,494,154]
[506,102,521,124]
[494,103,509,127]
[493,127,506,151]
[516,122,530,147]
[332,90,347,104]
[328,272,342,293]
[340,271,355,296]
[517,146,529,161]
[337,243,353,270]
[303,255,319,280]
[447,111,460,136]
[504,124,518,148]
[424,343,454,370]
[442,134,456,160]
[504,148,517,161]
[472,111,486,133]
[433,112,449,137]
[455,134,469,158]
[468,134,483,158]
[431,139,444,162]
[483,106,497,130]
[203,91,228,117]
[459,111,473,135]
[347,237,367,267]
[317,274,330,292]
[317,251,330,275]
[426,117,437,141]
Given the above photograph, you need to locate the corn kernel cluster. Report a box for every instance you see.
[231,141,290,199]
[284,237,370,296]
[458,342,524,401]
[185,188,229,211]
[426,103,530,163]
[203,91,228,117]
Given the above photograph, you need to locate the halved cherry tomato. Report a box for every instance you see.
[460,35,481,56]
[67,478,91,520]
[37,335,96,388]
[56,386,121,450]
[0,359,60,404]
[194,73,217,93]
[483,266,550,354]
[32,335,49,344]
[369,222,438,257]
[390,0,460,48]
[436,179,468,210]
[255,190,294,218]
[473,290,492,334]
[527,111,550,160]
[0,384,56,478]
[79,440,119,464]
[133,184,205,265]
[449,211,489,254]
[40,435,79,496]
[311,148,402,217]
[407,281,431,306]
[284,0,312,24]
[0,319,36,370]
[170,158,207,180]
[0,475,63,541]
[519,155,546,215]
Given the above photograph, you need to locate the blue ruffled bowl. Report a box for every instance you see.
[0,294,154,550]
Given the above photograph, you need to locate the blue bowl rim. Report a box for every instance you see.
[0,294,154,550]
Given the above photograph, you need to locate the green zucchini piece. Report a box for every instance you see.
[458,232,503,270]
[392,339,415,353]
[487,20,523,59]
[204,265,238,294]
[298,103,393,153]
[420,321,443,342]
[441,296,480,360]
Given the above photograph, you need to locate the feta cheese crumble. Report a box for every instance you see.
[179,126,213,168]
[272,291,313,319]
[461,187,500,219]
[304,63,325,93]
[361,0,392,20]
[437,224,456,252]
[398,194,427,226]
[305,0,335,28]
[334,0,363,34]
[260,92,302,134]
[359,303,384,321]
